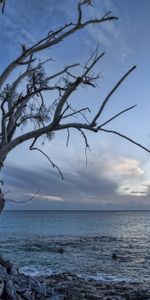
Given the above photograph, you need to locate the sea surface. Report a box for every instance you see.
[0,210,150,285]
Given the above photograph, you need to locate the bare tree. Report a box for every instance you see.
[0,0,5,13]
[0,1,149,211]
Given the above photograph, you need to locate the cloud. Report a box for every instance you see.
[109,157,144,177]
[84,0,136,65]
[0,0,73,59]
[0,0,132,64]
[2,150,150,210]
[1,158,118,210]
[130,191,147,196]
[96,155,146,197]
[25,193,63,202]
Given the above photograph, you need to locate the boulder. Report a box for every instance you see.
[5,279,19,300]
[57,247,64,254]
[112,253,118,260]
[0,256,13,274]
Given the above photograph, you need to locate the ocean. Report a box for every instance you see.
[0,210,150,285]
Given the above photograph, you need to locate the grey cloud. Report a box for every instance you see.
[2,160,119,210]
[71,167,117,200]
[2,159,150,210]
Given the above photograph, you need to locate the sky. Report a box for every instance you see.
[1,0,150,210]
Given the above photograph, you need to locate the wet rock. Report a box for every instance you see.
[0,279,4,296]
[0,265,7,277]
[5,279,19,300]
[66,275,73,281]
[21,290,35,300]
[57,247,64,254]
[10,264,19,276]
[112,253,118,260]
[0,256,12,274]
[0,257,150,299]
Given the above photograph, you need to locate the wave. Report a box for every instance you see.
[20,265,53,277]
[20,265,133,284]
[85,273,133,283]
[18,240,65,254]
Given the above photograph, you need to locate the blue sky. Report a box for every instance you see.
[1,0,150,210]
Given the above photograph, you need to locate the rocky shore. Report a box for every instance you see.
[0,256,150,300]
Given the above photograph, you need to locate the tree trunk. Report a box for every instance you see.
[0,190,4,213]
[0,161,5,213]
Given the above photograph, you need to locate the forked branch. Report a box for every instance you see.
[0,1,149,194]
[0,5,117,88]
[91,66,137,126]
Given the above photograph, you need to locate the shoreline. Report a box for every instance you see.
[0,257,150,300]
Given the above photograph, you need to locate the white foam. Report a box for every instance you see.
[20,266,133,284]
[86,273,132,283]
[20,266,53,277]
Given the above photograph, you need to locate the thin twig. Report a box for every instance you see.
[92,66,137,125]
[30,137,64,179]
[98,104,137,128]
[66,129,70,147]
[100,128,150,153]
[77,128,91,164]
[62,107,90,119]
[6,187,40,203]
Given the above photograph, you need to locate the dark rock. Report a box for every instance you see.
[0,256,13,274]
[21,290,35,300]
[57,247,64,254]
[0,256,150,300]
[5,279,19,300]
[10,265,19,276]
[0,279,4,297]
[0,265,7,277]
[112,253,118,260]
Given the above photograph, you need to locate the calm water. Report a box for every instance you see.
[0,210,150,284]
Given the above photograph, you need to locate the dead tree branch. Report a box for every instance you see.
[0,7,117,88]
[77,128,91,164]
[100,128,150,153]
[30,138,64,179]
[0,0,5,13]
[6,187,40,204]
[99,105,137,128]
[91,65,137,126]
